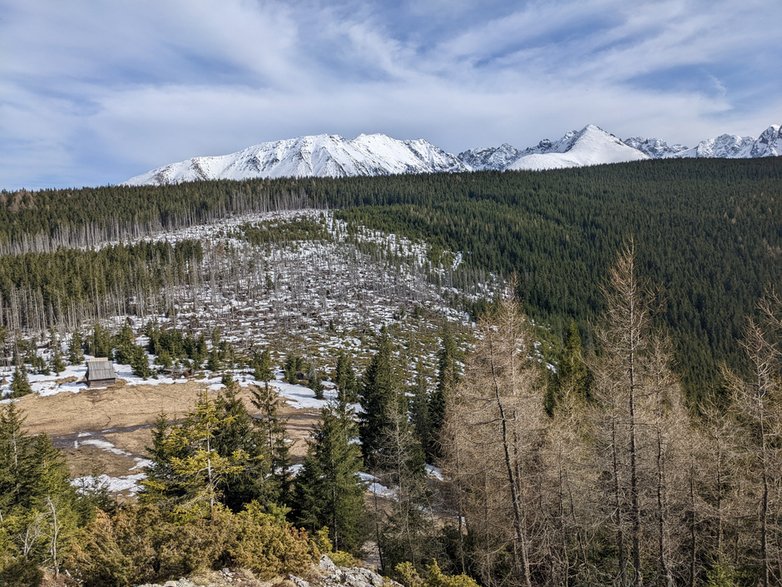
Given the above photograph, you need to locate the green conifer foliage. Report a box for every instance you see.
[87,323,112,358]
[428,330,459,461]
[10,366,32,398]
[359,333,399,469]
[251,383,291,503]
[141,390,276,515]
[252,348,274,383]
[308,366,324,400]
[294,401,366,552]
[0,405,83,581]
[68,329,84,365]
[335,351,358,403]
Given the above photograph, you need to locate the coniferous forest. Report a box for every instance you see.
[0,159,780,585]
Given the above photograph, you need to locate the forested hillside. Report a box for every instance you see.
[2,158,779,399]
[0,159,781,585]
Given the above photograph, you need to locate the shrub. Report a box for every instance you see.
[227,502,316,578]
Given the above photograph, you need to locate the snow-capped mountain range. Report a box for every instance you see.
[125,124,782,185]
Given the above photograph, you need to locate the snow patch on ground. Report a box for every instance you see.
[425,464,444,481]
[72,473,146,494]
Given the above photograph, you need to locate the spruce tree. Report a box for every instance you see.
[251,383,291,503]
[335,351,358,403]
[253,348,274,383]
[409,359,431,457]
[295,401,366,552]
[129,345,150,379]
[0,404,82,580]
[359,333,399,470]
[113,322,136,364]
[308,366,324,400]
[427,330,459,461]
[49,330,65,374]
[214,387,274,510]
[10,366,32,398]
[377,407,432,573]
[140,413,182,505]
[88,323,112,358]
[68,329,84,365]
[547,321,592,415]
[51,347,65,374]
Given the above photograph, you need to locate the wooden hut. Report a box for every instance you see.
[86,358,116,388]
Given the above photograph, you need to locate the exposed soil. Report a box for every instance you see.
[15,381,320,481]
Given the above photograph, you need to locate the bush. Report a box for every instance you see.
[66,501,316,585]
[396,560,479,587]
[227,502,316,579]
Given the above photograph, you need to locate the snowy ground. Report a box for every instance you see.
[70,435,153,495]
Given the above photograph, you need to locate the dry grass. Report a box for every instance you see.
[15,381,320,480]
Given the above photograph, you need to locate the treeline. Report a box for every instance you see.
[326,161,782,401]
[3,159,781,400]
[0,240,202,334]
[0,181,309,254]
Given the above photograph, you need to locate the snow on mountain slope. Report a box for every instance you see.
[125,123,782,185]
[507,125,649,171]
[670,125,782,159]
[623,137,689,158]
[125,134,467,185]
[673,133,755,159]
[458,143,521,171]
[749,124,782,157]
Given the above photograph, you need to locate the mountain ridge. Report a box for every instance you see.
[125,123,782,185]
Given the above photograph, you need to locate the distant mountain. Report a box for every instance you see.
[623,137,689,158]
[125,124,782,185]
[457,144,521,171]
[506,125,649,170]
[125,134,467,185]
[672,124,782,159]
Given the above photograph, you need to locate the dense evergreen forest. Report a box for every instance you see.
[2,158,779,400]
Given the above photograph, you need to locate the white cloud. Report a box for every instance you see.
[1,0,780,188]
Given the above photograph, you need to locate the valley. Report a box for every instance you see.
[1,160,780,586]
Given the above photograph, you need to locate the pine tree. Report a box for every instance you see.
[427,330,459,461]
[308,365,324,400]
[335,351,358,403]
[251,383,291,503]
[129,345,150,379]
[359,333,399,470]
[68,329,84,365]
[295,401,366,553]
[409,359,431,456]
[253,348,274,383]
[10,366,32,398]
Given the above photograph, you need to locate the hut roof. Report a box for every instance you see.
[86,358,116,381]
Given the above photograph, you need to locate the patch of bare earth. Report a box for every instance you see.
[15,382,320,481]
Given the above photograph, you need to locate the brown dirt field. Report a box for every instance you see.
[14,381,320,481]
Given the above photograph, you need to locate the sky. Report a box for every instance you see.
[1,0,781,190]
